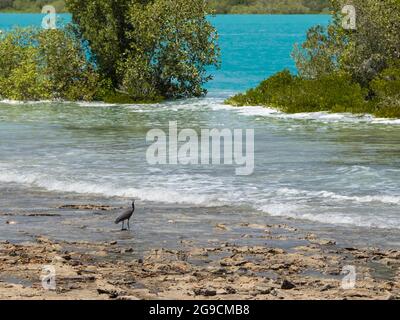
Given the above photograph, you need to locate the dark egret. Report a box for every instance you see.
[115,201,135,231]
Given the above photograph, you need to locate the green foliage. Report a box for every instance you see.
[370,64,400,99]
[0,27,102,101]
[226,70,369,113]
[67,0,220,101]
[0,0,219,102]
[370,64,400,118]
[66,0,131,86]
[373,97,400,118]
[292,17,346,79]
[294,0,400,84]
[208,0,330,14]
[228,0,400,119]
[338,0,400,86]
[1,0,330,14]
[0,1,14,10]
[0,48,52,101]
[0,28,49,100]
[292,0,400,117]
[122,0,220,99]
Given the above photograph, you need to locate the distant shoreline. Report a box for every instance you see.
[0,11,329,15]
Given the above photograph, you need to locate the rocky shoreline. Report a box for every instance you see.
[1,218,399,300]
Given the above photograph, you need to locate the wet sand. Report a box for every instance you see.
[1,204,399,300]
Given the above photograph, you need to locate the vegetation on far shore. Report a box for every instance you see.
[0,0,330,14]
[0,1,66,13]
[209,0,330,14]
[227,0,400,118]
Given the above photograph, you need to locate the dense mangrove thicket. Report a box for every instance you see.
[227,0,400,118]
[1,0,330,14]
[67,0,220,101]
[0,0,220,102]
[0,27,103,101]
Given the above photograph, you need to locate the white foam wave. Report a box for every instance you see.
[371,118,400,125]
[276,187,400,205]
[258,199,400,229]
[0,170,224,207]
[2,97,400,125]
[219,103,400,124]
[76,101,117,108]
[0,99,54,105]
[258,203,300,216]
[259,204,400,229]
[1,169,400,229]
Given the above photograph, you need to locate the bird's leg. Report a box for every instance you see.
[121,221,125,231]
[128,219,130,230]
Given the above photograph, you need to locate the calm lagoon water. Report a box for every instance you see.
[1,14,400,247]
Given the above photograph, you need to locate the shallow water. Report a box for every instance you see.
[0,14,400,247]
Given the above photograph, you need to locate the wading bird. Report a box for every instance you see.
[115,200,135,231]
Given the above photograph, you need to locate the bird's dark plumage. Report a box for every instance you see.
[115,201,135,230]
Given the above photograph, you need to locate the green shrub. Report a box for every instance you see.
[0,27,103,101]
[226,70,369,114]
[368,63,400,118]
[0,50,52,100]
[100,89,164,104]
[67,0,220,100]
[373,96,400,118]
[370,64,400,99]
[226,1,400,119]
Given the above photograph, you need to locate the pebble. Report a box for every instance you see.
[281,280,296,290]
[194,288,217,297]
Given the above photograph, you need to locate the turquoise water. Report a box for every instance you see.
[1,14,400,247]
[209,14,330,92]
[0,13,71,30]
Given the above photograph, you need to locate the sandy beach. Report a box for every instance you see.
[1,204,399,300]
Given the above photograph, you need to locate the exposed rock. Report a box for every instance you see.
[321,284,335,292]
[307,237,336,246]
[194,288,217,297]
[96,280,126,298]
[121,248,134,254]
[255,285,273,295]
[58,204,118,211]
[281,280,296,290]
[116,295,141,300]
[305,233,317,241]
[276,224,297,232]
[215,223,229,231]
[0,228,398,300]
